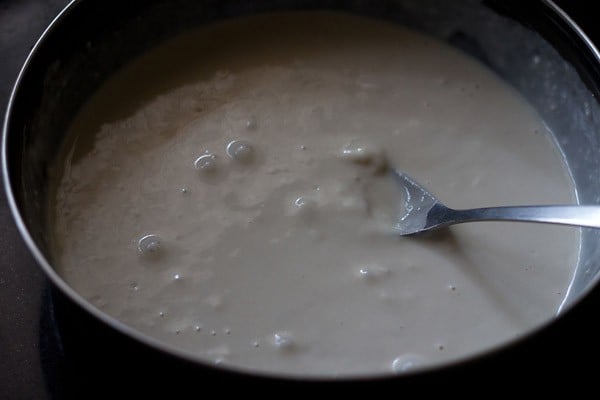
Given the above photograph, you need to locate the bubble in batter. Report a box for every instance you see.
[356,264,391,281]
[226,140,254,163]
[194,154,217,172]
[391,354,425,373]
[137,234,162,255]
[272,331,296,350]
[291,196,317,217]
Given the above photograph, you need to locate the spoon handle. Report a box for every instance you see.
[446,205,600,229]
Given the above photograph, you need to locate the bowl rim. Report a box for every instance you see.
[3,0,600,381]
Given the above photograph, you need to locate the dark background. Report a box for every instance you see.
[0,0,595,398]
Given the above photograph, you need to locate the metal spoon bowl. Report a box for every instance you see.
[392,169,600,236]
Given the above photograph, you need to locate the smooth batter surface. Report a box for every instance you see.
[50,13,579,377]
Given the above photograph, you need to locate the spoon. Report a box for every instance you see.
[392,169,600,236]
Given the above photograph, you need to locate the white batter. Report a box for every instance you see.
[49,13,578,377]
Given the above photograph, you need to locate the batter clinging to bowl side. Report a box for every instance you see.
[49,12,578,376]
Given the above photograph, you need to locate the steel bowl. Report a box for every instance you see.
[4,0,600,392]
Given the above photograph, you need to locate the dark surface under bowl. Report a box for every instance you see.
[2,0,600,397]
